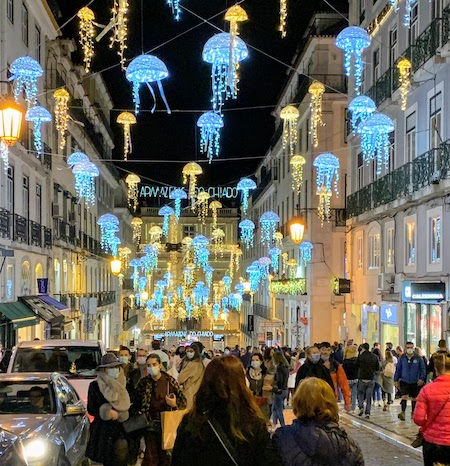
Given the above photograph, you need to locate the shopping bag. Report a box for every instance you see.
[161,409,188,450]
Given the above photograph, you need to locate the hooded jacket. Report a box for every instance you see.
[273,419,364,466]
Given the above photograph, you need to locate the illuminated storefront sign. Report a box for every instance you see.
[380,303,397,324]
[140,185,238,199]
[402,282,446,302]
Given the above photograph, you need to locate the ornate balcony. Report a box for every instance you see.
[13,215,28,243]
[0,209,11,239]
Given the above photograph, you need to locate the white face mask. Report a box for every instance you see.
[119,356,129,364]
[107,368,120,379]
[251,361,261,369]
[406,348,414,355]
[186,352,195,360]
[147,366,160,377]
[224,350,230,355]
[137,357,147,365]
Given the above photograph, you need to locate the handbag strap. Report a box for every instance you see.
[207,419,240,466]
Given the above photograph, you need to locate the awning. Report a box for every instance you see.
[0,302,40,329]
[38,295,69,312]
[19,296,65,325]
[123,315,138,331]
[63,320,74,333]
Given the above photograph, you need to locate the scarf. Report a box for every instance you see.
[249,367,263,381]
[97,370,131,412]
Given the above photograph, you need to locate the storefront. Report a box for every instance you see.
[361,304,379,345]
[403,282,445,357]
[380,302,399,350]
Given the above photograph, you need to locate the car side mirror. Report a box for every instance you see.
[65,404,86,416]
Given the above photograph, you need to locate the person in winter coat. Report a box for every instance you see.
[413,351,450,466]
[428,339,448,380]
[86,353,137,466]
[380,350,395,410]
[178,344,204,411]
[343,345,359,412]
[356,342,380,419]
[295,346,334,391]
[264,351,289,428]
[273,377,364,466]
[172,355,280,466]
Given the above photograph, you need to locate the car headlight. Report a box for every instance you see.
[23,439,47,462]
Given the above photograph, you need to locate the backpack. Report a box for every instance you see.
[383,362,395,378]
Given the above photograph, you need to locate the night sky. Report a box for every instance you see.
[56,0,346,190]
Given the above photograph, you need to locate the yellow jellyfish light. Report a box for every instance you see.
[209,200,222,230]
[110,0,129,70]
[53,88,70,151]
[197,191,210,224]
[287,258,298,279]
[280,105,299,156]
[117,112,137,160]
[182,162,203,210]
[225,5,248,89]
[234,246,242,274]
[308,81,325,148]
[282,252,289,275]
[274,231,283,249]
[131,217,143,244]
[279,0,288,38]
[397,58,412,111]
[118,246,131,269]
[317,185,332,225]
[125,173,141,211]
[212,228,225,259]
[149,225,163,244]
[290,154,306,194]
[77,7,96,73]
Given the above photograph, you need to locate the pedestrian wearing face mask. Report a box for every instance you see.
[86,353,137,466]
[118,345,134,380]
[295,346,334,391]
[223,346,232,356]
[129,348,148,389]
[150,340,169,371]
[178,344,205,411]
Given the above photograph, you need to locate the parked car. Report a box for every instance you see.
[7,340,105,406]
[0,373,89,465]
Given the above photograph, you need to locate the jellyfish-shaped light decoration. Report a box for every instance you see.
[131,217,143,244]
[97,214,120,253]
[348,96,376,133]
[125,173,141,211]
[308,81,325,148]
[129,258,141,291]
[54,88,70,151]
[313,153,340,224]
[192,235,210,271]
[169,188,188,222]
[222,275,232,295]
[182,162,203,210]
[260,211,280,246]
[287,258,298,279]
[117,112,137,160]
[402,0,416,27]
[237,178,257,216]
[118,246,131,270]
[205,265,214,288]
[269,247,282,274]
[290,155,306,194]
[110,0,129,70]
[72,161,99,207]
[274,231,283,249]
[126,54,170,114]
[397,58,412,111]
[158,205,174,237]
[149,225,163,244]
[247,262,261,293]
[209,200,222,229]
[167,0,181,21]
[67,151,90,168]
[258,257,271,280]
[280,105,299,156]
[202,32,249,112]
[225,5,248,89]
[142,244,159,273]
[197,192,210,225]
[279,0,288,37]
[212,303,221,320]
[335,26,370,92]
[184,264,195,286]
[197,112,224,163]
[109,236,121,258]
[212,228,225,258]
[9,57,43,108]
[299,241,314,266]
[25,106,52,156]
[77,7,96,72]
[358,113,394,175]
[239,219,255,250]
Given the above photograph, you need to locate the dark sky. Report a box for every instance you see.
[57,0,345,189]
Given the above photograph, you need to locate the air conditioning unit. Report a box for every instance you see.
[52,203,62,218]
[378,273,394,291]
[432,170,441,184]
[68,212,76,224]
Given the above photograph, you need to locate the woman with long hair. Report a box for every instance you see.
[178,343,204,411]
[172,356,280,466]
[273,377,363,466]
[380,350,395,411]
[265,351,289,429]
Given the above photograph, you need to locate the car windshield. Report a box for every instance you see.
[0,381,56,414]
[13,347,101,377]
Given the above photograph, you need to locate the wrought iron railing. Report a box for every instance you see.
[13,214,28,243]
[43,227,52,248]
[30,221,42,247]
[252,303,272,320]
[0,208,10,239]
[54,291,116,309]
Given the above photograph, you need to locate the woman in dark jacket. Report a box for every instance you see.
[273,377,364,466]
[246,353,267,396]
[343,345,359,412]
[172,356,280,466]
[265,351,289,428]
[86,353,137,466]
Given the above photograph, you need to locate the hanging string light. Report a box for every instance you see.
[97,214,120,253]
[182,162,203,210]
[117,112,137,160]
[234,247,242,272]
[299,241,314,266]
[348,96,376,133]
[158,205,175,237]
[308,81,325,147]
[225,5,248,91]
[197,192,210,224]
[313,153,340,224]
[77,7,96,72]
[358,113,395,174]
[197,112,224,163]
[67,151,89,168]
[282,252,289,275]
[149,226,163,244]
[53,88,70,151]
[118,246,131,270]
[131,217,143,244]
[110,236,121,258]
[212,228,225,258]
[205,265,214,288]
[25,106,52,156]
[125,173,141,211]
[336,26,371,92]
[279,0,288,37]
[0,141,9,173]
[169,188,188,222]
[126,54,170,114]
[209,200,222,229]
[290,154,306,194]
[397,58,412,111]
[192,235,210,271]
[239,219,255,249]
[9,57,43,108]
[274,231,283,249]
[72,161,99,206]
[280,105,299,156]
[167,0,181,20]
[269,247,281,273]
[287,258,298,279]
[129,258,141,291]
[110,0,129,70]
[260,211,280,246]
[237,178,256,216]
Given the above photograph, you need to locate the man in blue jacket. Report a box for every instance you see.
[394,341,426,421]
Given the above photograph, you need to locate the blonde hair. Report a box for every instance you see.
[292,377,339,423]
[434,352,450,375]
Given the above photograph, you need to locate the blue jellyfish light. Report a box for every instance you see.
[258,257,271,280]
[126,54,170,114]
[97,214,120,253]
[192,234,210,271]
[299,241,314,266]
[313,153,340,223]
[197,112,224,163]
[212,303,221,320]
[129,258,141,291]
[237,178,257,216]
[348,96,376,133]
[142,244,159,273]
[167,0,181,20]
[158,205,174,237]
[336,27,370,92]
[67,151,90,168]
[235,282,244,296]
[72,161,99,206]
[205,265,214,288]
[9,57,43,108]
[246,262,261,293]
[202,32,249,112]
[269,247,281,273]
[109,236,121,258]
[222,275,232,294]
[169,188,187,222]
[260,211,280,246]
[358,113,395,175]
[25,106,52,156]
[239,219,255,249]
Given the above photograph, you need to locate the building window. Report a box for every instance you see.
[21,261,31,295]
[429,91,442,150]
[373,48,380,84]
[368,231,381,269]
[409,4,419,45]
[36,183,42,224]
[35,26,41,63]
[405,221,416,266]
[388,129,395,172]
[389,24,398,68]
[406,111,416,163]
[7,166,14,214]
[357,152,363,189]
[430,216,441,263]
[21,3,28,46]
[357,236,363,270]
[7,0,14,23]
[386,227,395,268]
[183,225,195,238]
[359,0,365,23]
[6,264,14,300]
[22,175,29,219]
[305,119,310,151]
[370,159,377,183]
[299,128,303,152]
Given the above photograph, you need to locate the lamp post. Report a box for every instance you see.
[288,217,305,245]
[0,97,23,146]
[111,258,122,276]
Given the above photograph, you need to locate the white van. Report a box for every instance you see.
[7,340,105,406]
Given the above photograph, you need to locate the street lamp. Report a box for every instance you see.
[243,280,251,294]
[0,98,23,146]
[288,217,305,244]
[111,258,122,276]
[140,291,149,301]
